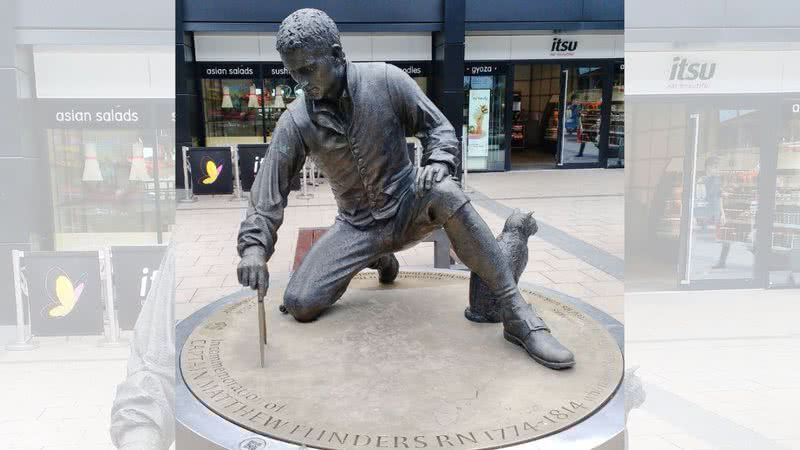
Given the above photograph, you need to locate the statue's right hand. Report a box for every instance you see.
[237,246,269,296]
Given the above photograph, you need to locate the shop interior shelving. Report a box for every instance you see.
[578,101,602,146]
[543,95,560,143]
[771,167,800,254]
[608,87,624,153]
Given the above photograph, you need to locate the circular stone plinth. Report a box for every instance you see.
[180,272,623,450]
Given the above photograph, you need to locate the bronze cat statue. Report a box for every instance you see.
[465,210,538,323]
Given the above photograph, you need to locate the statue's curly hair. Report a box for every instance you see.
[276,8,341,54]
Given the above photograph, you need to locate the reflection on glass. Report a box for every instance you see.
[414,77,428,96]
[770,103,800,287]
[560,66,604,165]
[263,77,299,142]
[202,79,264,146]
[688,109,760,282]
[607,64,624,168]
[47,129,175,250]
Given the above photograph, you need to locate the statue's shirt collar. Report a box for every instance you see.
[308,63,354,135]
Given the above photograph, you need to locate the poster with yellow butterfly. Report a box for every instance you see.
[187,147,233,195]
[25,251,104,337]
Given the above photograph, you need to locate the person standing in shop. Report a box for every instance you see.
[701,156,731,269]
[567,96,589,158]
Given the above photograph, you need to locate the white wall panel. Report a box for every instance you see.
[149,51,177,97]
[196,32,432,62]
[258,35,281,61]
[626,50,794,95]
[466,36,512,60]
[34,46,174,98]
[195,34,261,61]
[613,34,624,58]
[340,34,373,61]
[372,34,431,61]
[466,34,621,60]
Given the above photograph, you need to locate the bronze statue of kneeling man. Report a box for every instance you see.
[236,8,575,370]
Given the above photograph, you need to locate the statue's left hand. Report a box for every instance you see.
[416,162,450,194]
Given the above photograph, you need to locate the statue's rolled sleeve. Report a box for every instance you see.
[237,113,306,259]
[386,64,460,174]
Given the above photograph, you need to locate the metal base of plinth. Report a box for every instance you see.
[177,270,625,450]
[179,196,198,203]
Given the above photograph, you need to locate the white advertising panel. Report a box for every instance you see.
[626,50,800,95]
[467,89,491,158]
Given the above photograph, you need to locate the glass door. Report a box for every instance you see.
[463,64,508,172]
[768,99,800,287]
[557,65,606,166]
[607,62,625,168]
[678,106,764,288]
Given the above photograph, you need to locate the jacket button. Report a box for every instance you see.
[358,158,364,164]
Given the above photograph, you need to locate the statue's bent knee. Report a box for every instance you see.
[283,288,324,322]
[432,177,462,199]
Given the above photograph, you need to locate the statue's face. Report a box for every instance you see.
[281,47,344,101]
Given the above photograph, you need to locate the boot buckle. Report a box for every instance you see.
[524,317,550,333]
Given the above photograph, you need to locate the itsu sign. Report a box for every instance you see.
[668,56,717,86]
[550,37,579,56]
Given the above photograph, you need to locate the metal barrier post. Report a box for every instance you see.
[231,144,244,201]
[98,248,125,347]
[309,160,317,188]
[6,250,38,351]
[179,146,197,203]
[296,162,314,199]
[461,140,472,193]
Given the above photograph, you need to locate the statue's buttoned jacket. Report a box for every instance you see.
[238,62,460,259]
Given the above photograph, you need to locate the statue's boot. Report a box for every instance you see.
[370,253,399,284]
[444,203,575,370]
[502,300,575,370]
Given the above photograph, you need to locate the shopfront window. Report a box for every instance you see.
[199,61,433,146]
[770,101,800,287]
[607,63,624,168]
[47,126,174,250]
[199,63,264,146]
[464,64,507,171]
[511,64,561,169]
[262,65,299,143]
[559,66,604,165]
[685,108,761,285]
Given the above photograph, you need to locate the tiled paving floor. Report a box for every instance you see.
[626,289,800,450]
[466,169,624,259]
[0,168,624,450]
[0,336,129,450]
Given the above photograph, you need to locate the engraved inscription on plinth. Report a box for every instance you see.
[180,272,623,450]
